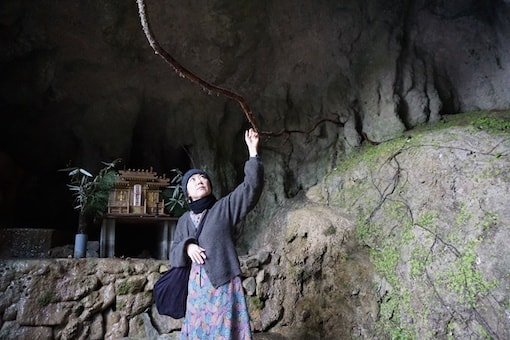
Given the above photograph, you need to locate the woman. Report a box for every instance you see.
[170,128,264,340]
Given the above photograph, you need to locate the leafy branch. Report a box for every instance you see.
[161,168,188,217]
[59,159,121,233]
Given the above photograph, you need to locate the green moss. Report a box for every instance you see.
[117,300,126,311]
[116,279,146,295]
[475,325,492,340]
[413,110,510,134]
[335,110,510,179]
[37,291,60,307]
[338,253,349,261]
[410,246,431,279]
[443,240,497,306]
[362,205,441,338]
[372,246,400,287]
[323,225,337,236]
[455,201,473,227]
[249,296,264,310]
[335,137,408,174]
[377,289,415,340]
[471,115,510,132]
[355,215,382,246]
[117,281,132,295]
[417,210,437,229]
[480,212,498,232]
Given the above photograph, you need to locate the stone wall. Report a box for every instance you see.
[0,254,280,340]
[0,258,173,339]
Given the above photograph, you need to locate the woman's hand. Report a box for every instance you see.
[245,128,259,157]
[186,243,206,264]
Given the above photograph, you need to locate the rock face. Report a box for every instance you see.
[311,113,510,339]
[0,0,509,243]
[244,113,510,339]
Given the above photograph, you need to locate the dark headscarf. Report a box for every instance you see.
[181,169,217,213]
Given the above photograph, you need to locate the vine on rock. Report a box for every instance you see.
[358,138,503,339]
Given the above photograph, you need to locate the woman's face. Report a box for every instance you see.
[186,173,212,201]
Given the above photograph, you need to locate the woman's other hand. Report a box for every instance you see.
[186,243,207,264]
[245,128,259,157]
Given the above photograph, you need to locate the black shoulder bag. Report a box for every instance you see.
[153,211,207,319]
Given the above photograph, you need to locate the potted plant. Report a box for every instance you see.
[59,159,121,258]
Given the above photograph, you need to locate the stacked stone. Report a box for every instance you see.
[0,258,178,339]
[0,253,282,339]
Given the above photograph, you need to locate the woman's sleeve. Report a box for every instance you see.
[169,215,195,267]
[224,156,264,226]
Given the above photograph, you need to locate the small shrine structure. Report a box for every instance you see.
[102,167,177,259]
[107,167,169,215]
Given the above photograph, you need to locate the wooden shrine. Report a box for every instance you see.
[101,167,177,259]
[107,168,169,215]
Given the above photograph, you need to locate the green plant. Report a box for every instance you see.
[249,296,265,310]
[162,168,187,217]
[472,116,510,132]
[117,281,131,295]
[323,225,336,236]
[59,159,121,233]
[443,240,497,306]
[37,291,59,307]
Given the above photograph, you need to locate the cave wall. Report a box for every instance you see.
[313,113,510,339]
[0,0,509,247]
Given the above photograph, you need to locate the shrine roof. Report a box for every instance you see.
[116,169,170,186]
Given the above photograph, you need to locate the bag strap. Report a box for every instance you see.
[194,210,208,241]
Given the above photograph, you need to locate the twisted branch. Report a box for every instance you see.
[136,0,346,140]
[136,0,259,132]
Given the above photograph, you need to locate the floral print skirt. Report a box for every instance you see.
[180,263,252,340]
